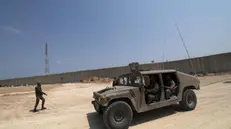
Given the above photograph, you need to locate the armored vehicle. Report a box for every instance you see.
[91,62,200,129]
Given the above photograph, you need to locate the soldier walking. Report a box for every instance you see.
[33,82,47,112]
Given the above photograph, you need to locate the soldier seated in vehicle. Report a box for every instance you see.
[164,75,177,99]
[165,75,177,89]
[146,79,159,104]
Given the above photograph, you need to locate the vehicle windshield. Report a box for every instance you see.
[112,73,146,87]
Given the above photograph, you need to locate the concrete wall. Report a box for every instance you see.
[1,52,231,86]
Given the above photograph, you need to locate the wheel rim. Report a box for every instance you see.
[187,94,194,105]
[114,111,124,122]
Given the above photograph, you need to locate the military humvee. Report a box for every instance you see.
[91,62,200,129]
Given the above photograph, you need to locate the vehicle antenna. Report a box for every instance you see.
[174,20,196,75]
[162,38,166,69]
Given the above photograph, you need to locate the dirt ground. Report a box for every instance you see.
[1,74,231,129]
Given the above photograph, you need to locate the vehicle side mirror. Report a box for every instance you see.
[112,78,117,86]
[139,87,142,92]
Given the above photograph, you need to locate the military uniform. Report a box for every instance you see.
[33,82,47,112]
[165,77,177,99]
[146,82,159,104]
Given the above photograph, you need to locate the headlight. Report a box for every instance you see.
[99,95,108,103]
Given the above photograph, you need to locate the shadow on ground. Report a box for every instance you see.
[223,80,231,83]
[87,105,183,129]
[87,112,106,129]
[29,108,48,113]
[29,109,38,113]
[130,106,178,126]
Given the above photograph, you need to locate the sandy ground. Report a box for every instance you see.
[1,74,231,129]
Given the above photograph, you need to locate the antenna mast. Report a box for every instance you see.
[162,38,166,69]
[45,42,50,75]
[174,20,196,74]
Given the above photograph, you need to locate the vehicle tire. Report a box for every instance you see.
[179,89,197,111]
[103,101,133,129]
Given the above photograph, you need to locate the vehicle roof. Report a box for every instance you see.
[140,69,176,74]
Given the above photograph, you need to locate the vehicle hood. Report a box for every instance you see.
[95,85,137,96]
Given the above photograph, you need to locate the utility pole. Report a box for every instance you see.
[45,42,50,75]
